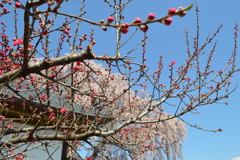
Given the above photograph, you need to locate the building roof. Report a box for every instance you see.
[0,80,114,127]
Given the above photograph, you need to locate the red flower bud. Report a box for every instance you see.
[177,7,186,17]
[120,28,129,34]
[168,8,176,16]
[15,2,21,8]
[132,17,142,24]
[178,11,186,17]
[147,13,155,21]
[164,17,172,26]
[64,30,69,34]
[42,30,48,35]
[107,16,114,24]
[60,108,67,113]
[101,26,107,31]
[139,24,149,32]
[120,23,130,34]
[121,23,129,29]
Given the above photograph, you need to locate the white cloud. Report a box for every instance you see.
[231,158,240,160]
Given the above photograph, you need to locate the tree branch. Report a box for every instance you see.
[0,45,122,86]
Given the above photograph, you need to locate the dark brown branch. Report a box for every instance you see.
[7,131,95,145]
[35,4,193,28]
[0,45,125,86]
[23,1,30,65]
[0,46,81,85]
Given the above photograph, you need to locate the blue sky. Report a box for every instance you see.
[1,0,240,159]
[79,1,240,159]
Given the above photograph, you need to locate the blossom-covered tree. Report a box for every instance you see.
[0,0,238,160]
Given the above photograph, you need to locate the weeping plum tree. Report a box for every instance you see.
[0,0,238,160]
